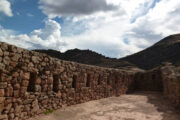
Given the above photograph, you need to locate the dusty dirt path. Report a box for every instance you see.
[28,92,180,120]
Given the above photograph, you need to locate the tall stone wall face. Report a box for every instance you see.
[161,64,180,108]
[0,42,136,120]
[134,63,180,108]
[134,68,163,91]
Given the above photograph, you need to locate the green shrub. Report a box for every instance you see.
[44,109,54,115]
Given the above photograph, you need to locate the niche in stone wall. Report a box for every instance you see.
[0,70,2,81]
[107,75,111,85]
[152,74,156,80]
[86,74,91,87]
[53,75,59,93]
[72,75,77,89]
[98,75,101,85]
[27,72,37,92]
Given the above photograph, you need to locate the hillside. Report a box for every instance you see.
[121,34,180,69]
[35,34,180,70]
[34,49,135,69]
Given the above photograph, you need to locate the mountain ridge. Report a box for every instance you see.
[34,34,180,70]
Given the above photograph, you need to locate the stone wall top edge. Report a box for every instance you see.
[0,42,138,73]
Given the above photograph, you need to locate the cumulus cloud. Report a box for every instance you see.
[58,0,180,58]
[1,0,180,58]
[0,19,66,50]
[0,0,13,17]
[39,0,118,18]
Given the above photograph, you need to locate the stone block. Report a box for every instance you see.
[9,113,15,119]
[0,89,4,97]
[0,114,7,120]
[14,105,22,114]
[5,87,13,97]
[0,103,4,114]
[35,77,41,84]
[32,56,39,63]
[3,52,9,56]
[20,87,27,94]
[0,97,5,104]
[14,84,20,90]
[22,72,30,80]
[0,48,3,56]
[12,72,19,77]
[34,85,41,92]
[11,55,20,62]
[13,90,19,98]
[21,80,29,87]
[4,103,12,111]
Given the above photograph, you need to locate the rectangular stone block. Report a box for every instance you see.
[0,97,5,103]
[0,82,7,89]
[0,89,4,97]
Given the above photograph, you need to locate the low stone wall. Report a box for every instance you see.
[0,42,136,120]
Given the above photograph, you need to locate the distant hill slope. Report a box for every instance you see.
[121,34,180,69]
[34,49,135,69]
[34,34,180,70]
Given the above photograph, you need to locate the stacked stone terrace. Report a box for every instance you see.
[0,42,179,120]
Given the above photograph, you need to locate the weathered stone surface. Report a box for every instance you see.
[0,97,5,103]
[0,63,5,71]
[0,48,3,56]
[5,87,13,97]
[0,89,4,97]
[13,90,19,98]
[21,80,29,87]
[9,113,15,119]
[11,54,20,62]
[14,105,22,114]
[22,72,30,80]
[0,103,4,113]
[14,84,20,90]
[35,77,41,84]
[4,103,12,111]
[0,42,178,120]
[32,56,39,63]
[34,85,41,92]
[0,114,7,119]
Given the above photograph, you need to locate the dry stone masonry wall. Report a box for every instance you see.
[161,63,180,108]
[0,42,136,120]
[0,42,179,120]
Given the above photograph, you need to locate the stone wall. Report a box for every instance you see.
[134,68,163,91]
[134,63,180,108]
[0,42,179,120]
[161,63,180,108]
[0,42,136,120]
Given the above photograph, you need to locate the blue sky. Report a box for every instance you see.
[1,0,45,34]
[0,0,180,58]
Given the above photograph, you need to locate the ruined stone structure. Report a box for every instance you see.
[0,42,179,120]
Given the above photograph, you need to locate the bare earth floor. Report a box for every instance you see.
[29,92,180,120]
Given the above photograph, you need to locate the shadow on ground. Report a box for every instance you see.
[137,92,180,120]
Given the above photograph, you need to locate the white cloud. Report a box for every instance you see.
[1,0,180,58]
[0,19,66,50]
[57,0,180,58]
[0,0,13,17]
[27,13,34,17]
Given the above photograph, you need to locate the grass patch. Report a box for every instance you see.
[44,109,54,115]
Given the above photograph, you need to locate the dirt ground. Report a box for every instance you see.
[28,92,180,120]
